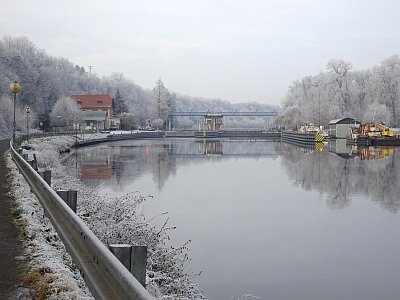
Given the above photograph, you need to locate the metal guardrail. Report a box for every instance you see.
[10,141,154,300]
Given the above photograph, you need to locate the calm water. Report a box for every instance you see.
[65,139,400,300]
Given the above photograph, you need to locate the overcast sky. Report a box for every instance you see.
[1,0,400,105]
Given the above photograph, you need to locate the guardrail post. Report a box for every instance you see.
[28,160,38,171]
[109,244,132,270]
[44,170,51,186]
[131,245,147,287]
[56,190,77,213]
[10,142,155,299]
[22,153,28,161]
[38,170,52,186]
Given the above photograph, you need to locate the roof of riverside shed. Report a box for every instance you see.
[329,117,361,125]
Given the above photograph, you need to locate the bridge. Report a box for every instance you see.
[168,111,278,117]
[170,153,278,159]
[167,110,278,130]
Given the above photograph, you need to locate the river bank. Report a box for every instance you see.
[7,135,204,299]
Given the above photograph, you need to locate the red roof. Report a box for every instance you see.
[71,94,112,109]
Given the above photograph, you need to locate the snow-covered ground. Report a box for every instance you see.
[7,134,204,299]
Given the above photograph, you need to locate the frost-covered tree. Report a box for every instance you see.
[49,96,82,128]
[104,73,149,121]
[369,55,400,126]
[277,55,400,128]
[363,103,391,124]
[176,117,195,130]
[119,112,137,130]
[1,35,279,129]
[0,94,14,133]
[326,59,353,116]
[152,118,164,129]
[150,78,171,124]
[350,70,371,121]
[0,94,37,137]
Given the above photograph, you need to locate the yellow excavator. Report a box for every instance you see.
[377,123,395,137]
[360,122,395,137]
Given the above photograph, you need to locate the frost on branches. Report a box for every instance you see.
[17,135,205,299]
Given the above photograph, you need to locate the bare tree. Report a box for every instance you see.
[370,55,400,126]
[327,59,353,115]
[363,102,391,124]
[150,78,171,125]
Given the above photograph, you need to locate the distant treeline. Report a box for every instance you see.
[276,56,400,127]
[0,36,277,131]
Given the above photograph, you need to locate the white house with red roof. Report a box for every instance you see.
[71,94,120,130]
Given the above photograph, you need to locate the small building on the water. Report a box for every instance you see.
[203,113,223,131]
[328,117,361,139]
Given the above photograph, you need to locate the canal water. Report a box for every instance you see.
[65,139,400,300]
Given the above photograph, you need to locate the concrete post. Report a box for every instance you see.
[109,244,132,270]
[131,245,147,287]
[56,190,77,213]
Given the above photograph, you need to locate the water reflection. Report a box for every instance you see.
[65,140,278,191]
[65,139,400,212]
[277,139,400,212]
[64,139,400,299]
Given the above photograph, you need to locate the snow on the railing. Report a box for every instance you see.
[8,133,205,299]
[6,152,93,300]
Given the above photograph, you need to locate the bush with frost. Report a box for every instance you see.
[22,135,204,299]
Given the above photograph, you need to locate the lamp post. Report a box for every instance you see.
[9,81,21,143]
[26,106,30,141]
[57,115,61,134]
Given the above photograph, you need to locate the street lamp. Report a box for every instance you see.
[26,106,30,141]
[9,81,21,143]
[57,115,61,134]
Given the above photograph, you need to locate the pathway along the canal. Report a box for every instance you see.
[0,139,27,299]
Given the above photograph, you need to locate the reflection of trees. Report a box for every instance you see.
[276,143,400,212]
[366,155,400,212]
[65,140,279,192]
[64,141,177,192]
[150,143,177,190]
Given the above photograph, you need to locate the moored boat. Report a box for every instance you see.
[369,136,400,146]
[282,123,326,145]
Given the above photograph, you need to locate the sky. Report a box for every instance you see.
[1,0,400,105]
